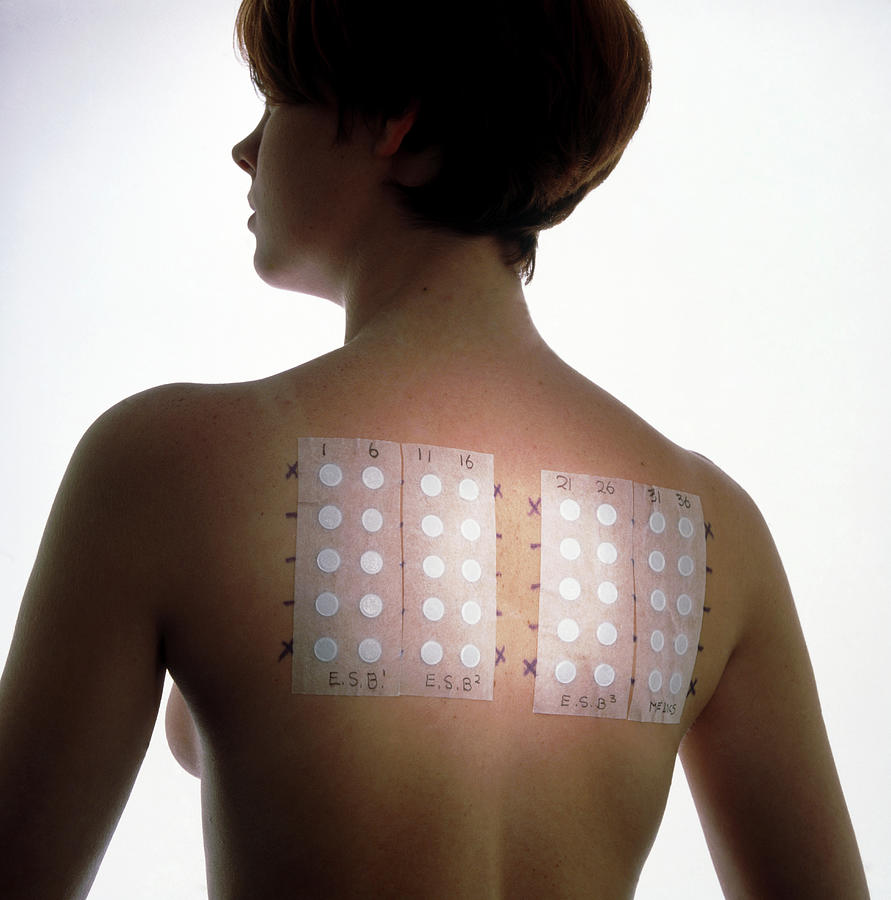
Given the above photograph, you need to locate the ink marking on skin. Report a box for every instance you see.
[285,556,296,564]
[703,606,711,614]
[278,640,294,662]
[527,497,542,516]
[496,608,503,617]
[528,622,539,631]
[706,566,713,575]
[496,533,503,540]
[285,511,298,519]
[704,521,715,540]
[286,462,298,479]
[495,645,507,666]
[283,600,295,607]
[530,543,541,550]
[698,644,704,653]
[494,484,503,499]
[523,658,537,677]
[530,583,541,592]
[687,678,698,697]
[496,571,503,578]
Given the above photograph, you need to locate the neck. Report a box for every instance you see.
[339,231,545,362]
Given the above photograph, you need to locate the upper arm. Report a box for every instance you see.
[680,491,868,899]
[0,396,175,897]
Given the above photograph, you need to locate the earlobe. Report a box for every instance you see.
[374,105,419,159]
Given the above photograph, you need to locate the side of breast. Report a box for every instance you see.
[165,682,201,778]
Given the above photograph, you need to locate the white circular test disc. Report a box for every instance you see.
[678,555,695,577]
[461,600,482,625]
[460,518,481,541]
[361,508,383,533]
[559,577,581,601]
[462,558,482,583]
[318,463,343,487]
[421,514,444,537]
[559,499,581,522]
[650,630,665,652]
[318,505,342,530]
[358,638,382,664]
[650,589,667,611]
[420,474,442,497]
[421,597,445,622]
[594,663,616,687]
[555,660,577,684]
[597,503,617,526]
[649,512,666,534]
[459,478,480,501]
[598,581,618,605]
[560,537,581,561]
[648,550,666,573]
[420,640,443,666]
[460,644,481,668]
[669,673,684,695]
[677,594,693,616]
[313,637,338,662]
[362,466,384,489]
[360,550,383,575]
[315,592,339,617]
[596,622,618,646]
[359,593,383,618]
[316,548,341,574]
[557,618,580,643]
[597,542,618,565]
[678,516,695,539]
[423,555,445,578]
[423,597,445,622]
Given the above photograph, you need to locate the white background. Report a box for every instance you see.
[1,0,888,896]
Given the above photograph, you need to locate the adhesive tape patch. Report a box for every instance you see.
[292,438,496,701]
[533,471,706,723]
[293,437,403,696]
[627,482,706,723]
[400,444,496,700]
[534,472,635,719]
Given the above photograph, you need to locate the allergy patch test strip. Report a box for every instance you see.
[292,438,497,700]
[401,445,497,700]
[534,472,706,722]
[534,472,636,718]
[293,437,403,696]
[627,483,706,724]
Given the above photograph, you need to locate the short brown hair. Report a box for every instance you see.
[235,0,651,281]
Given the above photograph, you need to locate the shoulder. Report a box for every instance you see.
[57,381,275,605]
[74,379,273,495]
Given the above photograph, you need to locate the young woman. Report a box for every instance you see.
[0,1,869,897]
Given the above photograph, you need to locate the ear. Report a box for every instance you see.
[374,105,419,158]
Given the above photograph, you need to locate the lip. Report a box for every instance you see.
[247,212,256,230]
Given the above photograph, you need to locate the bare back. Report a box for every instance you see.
[162,339,746,898]
[0,316,865,898]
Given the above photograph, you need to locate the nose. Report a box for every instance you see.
[232,113,266,176]
[232,133,256,176]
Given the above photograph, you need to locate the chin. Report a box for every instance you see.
[253,249,339,302]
